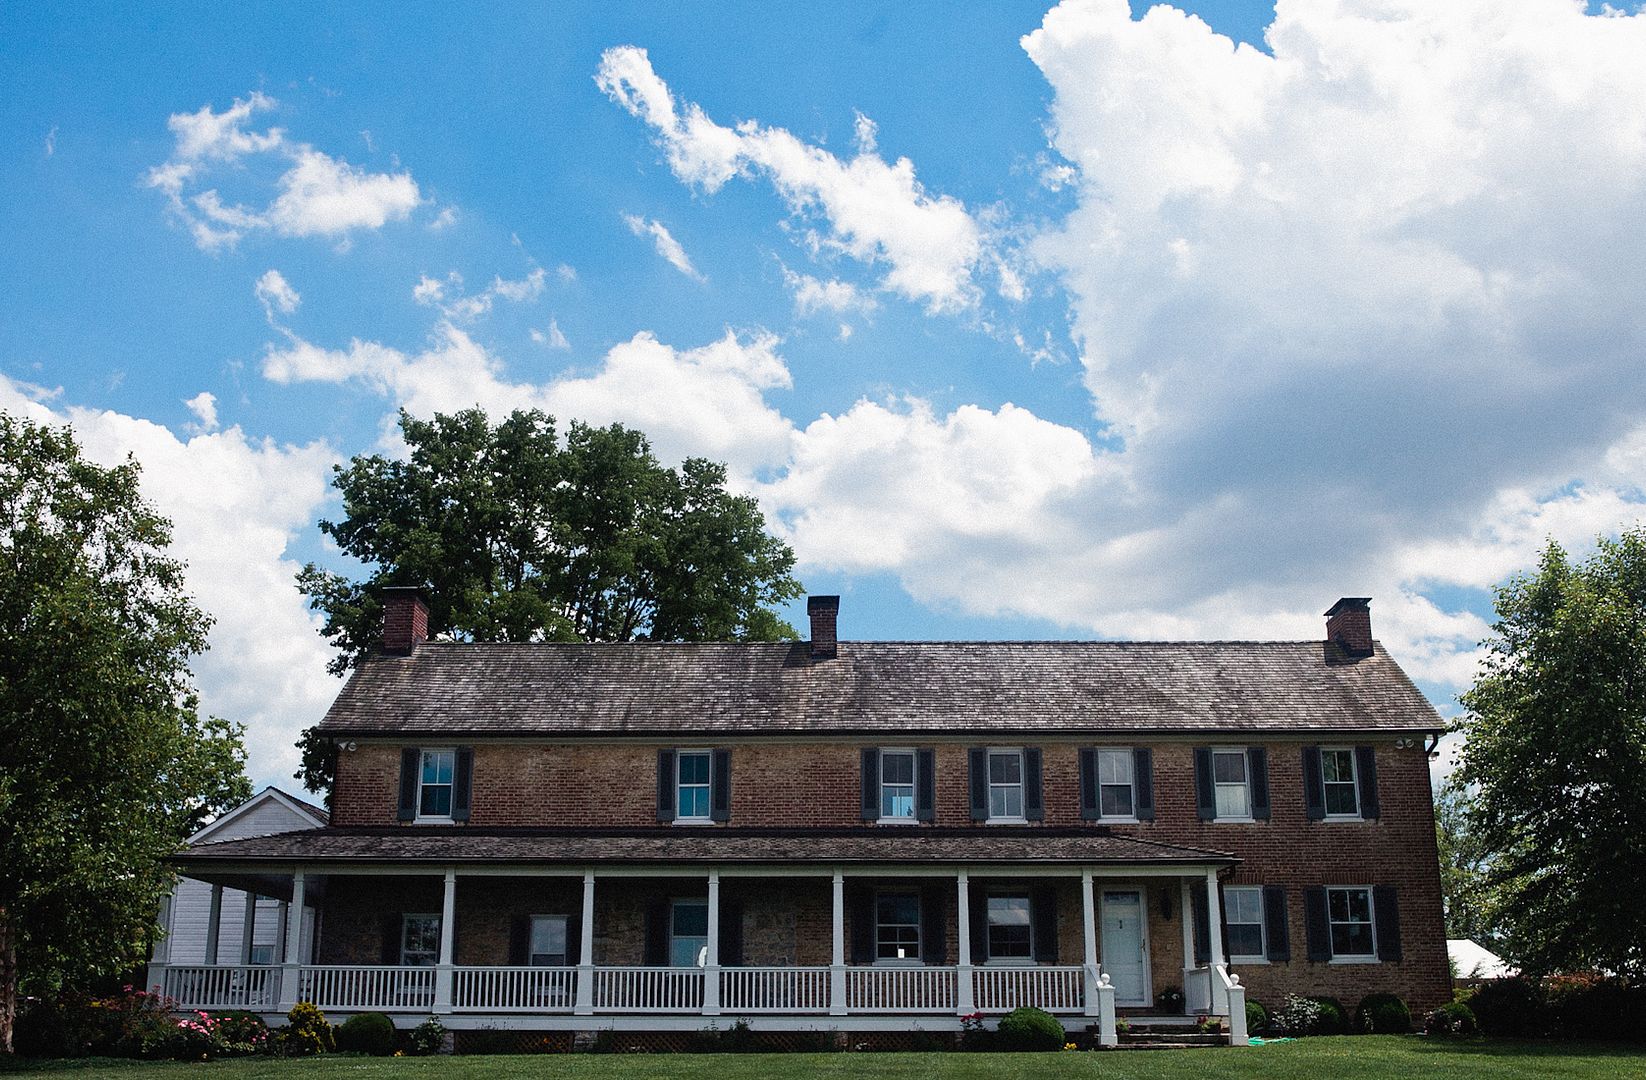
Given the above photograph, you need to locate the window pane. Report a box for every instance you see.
[882,752,914,785]
[679,785,710,819]
[422,750,453,785]
[990,785,1022,818]
[671,936,707,967]
[1325,783,1360,816]
[531,916,567,960]
[678,752,710,784]
[877,894,919,925]
[1228,924,1264,958]
[989,752,1021,784]
[1215,783,1249,819]
[1226,888,1262,923]
[1213,751,1247,784]
[882,785,915,818]
[673,901,708,937]
[1331,923,1373,956]
[988,896,1030,925]
[1097,750,1132,786]
[1322,750,1354,784]
[1100,784,1133,817]
[420,783,452,816]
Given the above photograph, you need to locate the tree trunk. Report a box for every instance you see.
[0,906,16,1054]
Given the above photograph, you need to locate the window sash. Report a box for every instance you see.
[1327,887,1375,958]
[1097,749,1135,818]
[401,914,441,966]
[1224,886,1265,959]
[1322,748,1361,816]
[676,752,712,820]
[986,895,1032,959]
[670,900,709,967]
[529,915,569,967]
[881,751,917,819]
[418,749,455,817]
[1212,750,1250,818]
[875,893,922,961]
[988,750,1024,819]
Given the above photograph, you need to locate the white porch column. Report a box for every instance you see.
[1080,869,1100,1019]
[274,900,289,970]
[1179,876,1195,1010]
[205,884,224,965]
[433,869,456,1012]
[239,891,258,966]
[703,869,721,1015]
[574,872,596,1015]
[149,891,174,993]
[278,869,306,1010]
[828,870,846,1015]
[955,869,975,1013]
[1205,870,1227,1014]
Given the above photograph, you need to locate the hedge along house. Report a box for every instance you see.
[158,592,1450,1045]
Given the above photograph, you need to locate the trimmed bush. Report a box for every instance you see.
[1545,975,1646,1041]
[1272,993,1348,1036]
[1355,993,1412,1034]
[336,1012,396,1056]
[1468,977,1544,1038]
[410,1015,448,1056]
[1245,999,1268,1035]
[995,1006,1065,1052]
[1425,1001,1478,1036]
[1314,997,1349,1035]
[275,1002,335,1056]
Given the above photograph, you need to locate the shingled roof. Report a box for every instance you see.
[174,826,1237,867]
[316,639,1442,738]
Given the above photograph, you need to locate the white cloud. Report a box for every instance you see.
[428,205,459,231]
[44,126,57,157]
[0,374,338,790]
[254,269,301,323]
[183,391,219,433]
[598,46,985,312]
[146,92,420,250]
[623,214,704,281]
[532,319,571,350]
[412,268,547,321]
[781,266,877,318]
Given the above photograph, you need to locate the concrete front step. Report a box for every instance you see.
[1116,1032,1228,1049]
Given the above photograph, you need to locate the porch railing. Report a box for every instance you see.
[846,965,957,1013]
[592,966,704,1012]
[299,965,435,1011]
[453,966,577,1013]
[972,965,1085,1013]
[719,966,831,1013]
[162,965,280,1010]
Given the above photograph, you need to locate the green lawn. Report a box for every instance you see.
[2,1038,1642,1080]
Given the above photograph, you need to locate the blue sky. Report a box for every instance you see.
[5,1,1646,789]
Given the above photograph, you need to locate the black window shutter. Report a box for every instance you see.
[452,746,474,821]
[860,748,880,821]
[1304,887,1331,961]
[1247,747,1269,821]
[382,913,403,965]
[656,749,676,822]
[848,885,874,965]
[397,748,419,821]
[1134,748,1155,821]
[564,912,582,967]
[1191,887,1210,965]
[969,891,989,962]
[916,749,936,822]
[1031,886,1058,962]
[643,900,669,966]
[719,898,744,967]
[509,914,529,965]
[1356,746,1380,819]
[968,748,988,821]
[1194,747,1215,820]
[1263,885,1290,961]
[710,749,732,822]
[920,885,948,965]
[1302,746,1326,821]
[1373,885,1401,960]
[1078,748,1099,820]
[1023,748,1044,821]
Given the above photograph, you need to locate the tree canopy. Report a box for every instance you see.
[295,408,804,794]
[0,413,249,1052]
[1453,527,1646,978]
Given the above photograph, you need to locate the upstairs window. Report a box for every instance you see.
[1212,749,1251,819]
[875,892,922,961]
[1097,748,1136,819]
[418,750,455,818]
[986,894,1033,961]
[880,750,916,821]
[988,750,1024,820]
[1321,748,1361,817]
[676,751,712,822]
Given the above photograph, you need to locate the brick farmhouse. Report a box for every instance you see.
[158,591,1450,1044]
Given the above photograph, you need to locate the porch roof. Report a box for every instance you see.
[173,826,1238,868]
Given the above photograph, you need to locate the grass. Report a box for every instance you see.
[2,1038,1643,1080]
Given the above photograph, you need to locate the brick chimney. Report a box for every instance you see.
[1325,597,1373,658]
[382,586,429,656]
[808,595,840,661]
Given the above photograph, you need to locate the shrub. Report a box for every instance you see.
[1545,975,1646,1041]
[995,1006,1065,1052]
[409,1015,447,1056]
[1468,977,1544,1038]
[211,1011,272,1057]
[959,1010,991,1051]
[1271,993,1348,1036]
[1245,999,1268,1035]
[274,1001,334,1056]
[1355,993,1412,1034]
[1313,997,1349,1035]
[1425,1001,1478,1036]
[336,1012,397,1056]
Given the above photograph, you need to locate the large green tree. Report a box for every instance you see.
[1433,777,1493,946]
[1454,527,1646,978]
[295,408,803,793]
[0,414,250,1053]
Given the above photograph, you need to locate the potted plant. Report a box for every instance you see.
[1157,986,1186,1014]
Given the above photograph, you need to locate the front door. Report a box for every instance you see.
[1101,889,1149,1006]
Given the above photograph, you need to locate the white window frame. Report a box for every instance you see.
[878,748,918,824]
[872,890,923,964]
[1211,746,1254,822]
[670,898,710,968]
[528,914,570,967]
[674,749,713,825]
[415,748,456,822]
[983,893,1035,965]
[248,944,275,965]
[1096,747,1138,822]
[1326,886,1378,963]
[400,913,441,966]
[986,747,1027,824]
[1320,747,1362,820]
[1223,886,1267,963]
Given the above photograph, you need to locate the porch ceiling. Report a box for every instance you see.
[173,825,1238,869]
